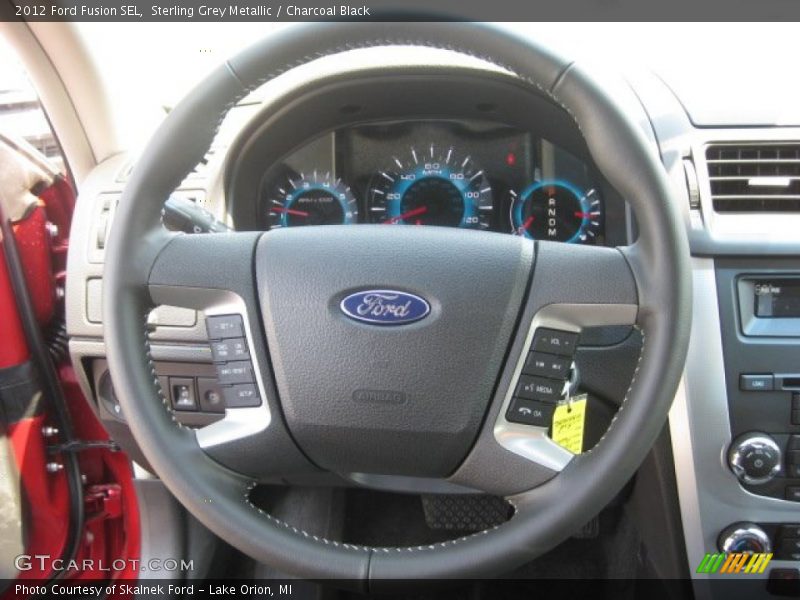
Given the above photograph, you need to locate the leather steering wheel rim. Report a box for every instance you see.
[103,22,692,587]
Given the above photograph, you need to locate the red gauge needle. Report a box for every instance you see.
[574,211,592,219]
[272,207,310,217]
[383,206,428,224]
[521,215,535,230]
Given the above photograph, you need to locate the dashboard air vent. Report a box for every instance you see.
[706,143,800,212]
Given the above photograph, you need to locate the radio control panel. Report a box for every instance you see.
[717,259,800,504]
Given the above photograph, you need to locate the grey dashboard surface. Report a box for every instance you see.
[658,69,800,128]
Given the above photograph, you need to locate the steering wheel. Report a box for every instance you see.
[104,23,691,586]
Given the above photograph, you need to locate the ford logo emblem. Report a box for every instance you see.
[340,290,431,325]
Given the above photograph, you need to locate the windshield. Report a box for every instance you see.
[74,22,800,120]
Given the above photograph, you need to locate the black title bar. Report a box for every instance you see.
[3,0,800,21]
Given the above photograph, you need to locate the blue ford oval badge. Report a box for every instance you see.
[340,290,430,325]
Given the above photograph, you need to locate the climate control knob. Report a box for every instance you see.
[718,522,772,554]
[728,433,782,485]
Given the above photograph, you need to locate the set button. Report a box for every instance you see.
[206,314,244,339]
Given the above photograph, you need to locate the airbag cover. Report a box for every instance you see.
[256,226,532,477]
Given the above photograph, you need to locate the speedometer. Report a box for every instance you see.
[368,145,493,229]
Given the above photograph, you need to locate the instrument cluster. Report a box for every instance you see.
[260,120,609,245]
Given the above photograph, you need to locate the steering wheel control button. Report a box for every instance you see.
[531,328,578,356]
[728,433,782,485]
[216,361,255,385]
[222,384,261,408]
[523,352,572,379]
[515,375,564,403]
[740,373,775,391]
[169,377,198,411]
[205,314,244,339]
[204,314,261,407]
[507,398,555,427]
[197,378,225,413]
[503,326,579,430]
[210,338,250,362]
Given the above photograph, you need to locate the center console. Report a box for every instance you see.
[623,61,800,596]
[717,259,800,509]
[641,85,800,595]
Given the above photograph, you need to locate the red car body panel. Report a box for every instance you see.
[2,178,140,589]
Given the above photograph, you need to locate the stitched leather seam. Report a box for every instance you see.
[143,310,187,429]
[579,327,645,458]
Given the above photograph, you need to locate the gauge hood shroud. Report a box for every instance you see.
[257,225,532,477]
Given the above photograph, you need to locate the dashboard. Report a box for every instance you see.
[60,32,800,597]
[253,119,618,245]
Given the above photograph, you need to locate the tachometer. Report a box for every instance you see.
[510,180,602,243]
[267,171,358,229]
[368,145,493,229]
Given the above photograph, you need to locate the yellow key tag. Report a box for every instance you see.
[552,393,587,454]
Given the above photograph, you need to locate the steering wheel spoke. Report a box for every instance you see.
[142,231,322,480]
[146,231,261,307]
[147,232,272,446]
[449,241,639,495]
